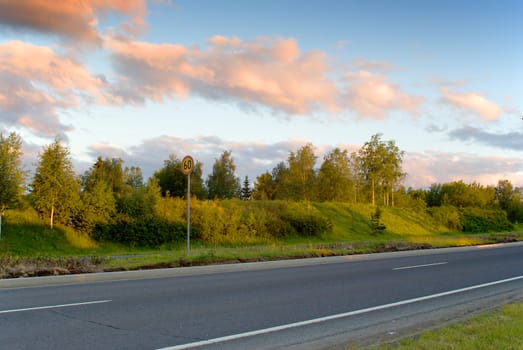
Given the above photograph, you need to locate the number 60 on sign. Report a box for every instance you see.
[181,155,194,175]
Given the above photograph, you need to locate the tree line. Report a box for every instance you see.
[1,131,522,239]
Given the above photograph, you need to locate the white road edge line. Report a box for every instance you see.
[0,300,112,314]
[393,262,448,270]
[156,275,523,350]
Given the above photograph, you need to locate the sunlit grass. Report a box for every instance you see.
[2,205,522,271]
[375,302,523,350]
[61,225,98,249]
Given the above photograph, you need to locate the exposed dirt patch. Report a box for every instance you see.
[0,257,105,279]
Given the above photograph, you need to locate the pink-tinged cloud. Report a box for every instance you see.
[341,71,423,119]
[0,41,109,137]
[107,36,424,118]
[440,87,503,121]
[404,151,523,188]
[107,36,341,115]
[0,0,147,43]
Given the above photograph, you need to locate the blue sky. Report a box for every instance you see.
[0,0,522,188]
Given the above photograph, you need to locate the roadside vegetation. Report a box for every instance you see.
[374,301,523,350]
[1,131,523,277]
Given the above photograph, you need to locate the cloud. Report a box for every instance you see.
[84,136,523,189]
[449,126,523,151]
[440,87,503,121]
[0,41,110,137]
[106,35,423,119]
[106,36,341,115]
[353,59,396,72]
[0,0,147,43]
[404,151,523,188]
[341,70,423,119]
[87,135,310,180]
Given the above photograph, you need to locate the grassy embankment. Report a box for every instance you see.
[1,201,522,277]
[372,301,523,349]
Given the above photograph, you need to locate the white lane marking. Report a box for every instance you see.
[156,275,523,350]
[393,262,448,270]
[0,300,112,314]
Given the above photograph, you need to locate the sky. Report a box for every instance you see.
[0,0,522,189]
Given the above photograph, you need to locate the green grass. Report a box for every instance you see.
[1,205,522,271]
[374,302,523,349]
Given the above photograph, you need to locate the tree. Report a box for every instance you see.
[118,177,162,218]
[153,155,206,199]
[357,134,405,206]
[240,176,252,200]
[440,181,494,209]
[82,157,127,198]
[0,132,25,212]
[75,158,120,232]
[495,179,513,211]
[207,150,240,199]
[271,161,290,199]
[283,143,317,201]
[253,171,276,200]
[75,180,116,232]
[125,166,144,190]
[0,132,25,238]
[317,148,353,202]
[31,139,80,229]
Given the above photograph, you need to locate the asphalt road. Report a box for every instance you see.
[2,243,523,350]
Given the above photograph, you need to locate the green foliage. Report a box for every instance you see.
[189,200,332,244]
[356,134,405,206]
[370,206,386,235]
[284,143,318,201]
[277,201,332,236]
[240,176,252,200]
[113,178,162,226]
[461,208,514,233]
[0,132,25,213]
[153,155,207,199]
[429,205,463,231]
[206,150,240,199]
[317,148,353,202]
[31,138,80,229]
[74,180,116,233]
[427,181,496,208]
[93,216,187,247]
[378,302,523,350]
[252,171,276,200]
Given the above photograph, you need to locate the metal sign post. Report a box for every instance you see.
[181,155,194,256]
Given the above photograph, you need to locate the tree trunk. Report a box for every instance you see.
[371,178,375,206]
[50,205,54,229]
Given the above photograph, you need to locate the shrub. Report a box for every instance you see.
[429,205,462,231]
[92,215,187,247]
[370,206,386,235]
[278,202,333,237]
[461,208,514,233]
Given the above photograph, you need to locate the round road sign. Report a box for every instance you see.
[181,155,195,175]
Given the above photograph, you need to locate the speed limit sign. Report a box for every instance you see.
[181,155,194,175]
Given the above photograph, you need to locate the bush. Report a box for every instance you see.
[429,205,462,231]
[370,206,386,235]
[461,208,514,233]
[278,202,333,237]
[92,215,187,247]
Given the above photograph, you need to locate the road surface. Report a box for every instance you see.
[2,242,523,349]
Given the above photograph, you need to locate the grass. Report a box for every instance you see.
[1,205,523,273]
[374,302,523,349]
